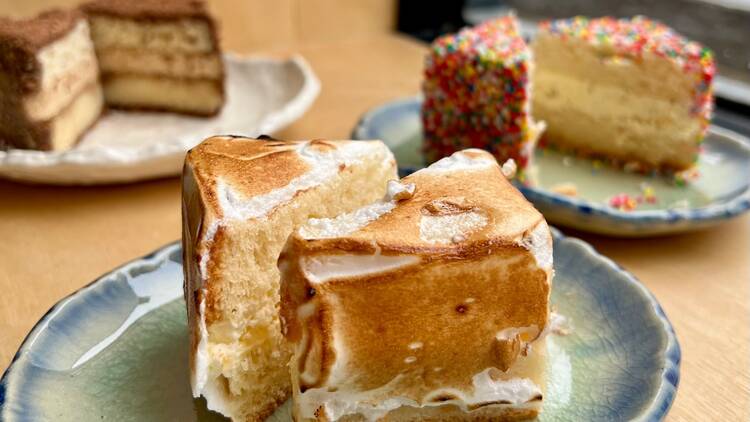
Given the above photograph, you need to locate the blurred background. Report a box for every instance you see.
[400,0,750,136]
[3,0,746,133]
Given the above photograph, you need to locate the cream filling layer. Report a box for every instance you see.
[24,20,99,121]
[97,48,222,78]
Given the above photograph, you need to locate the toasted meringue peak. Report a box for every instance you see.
[501,158,518,179]
[386,179,416,201]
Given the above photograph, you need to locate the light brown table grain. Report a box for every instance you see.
[0,2,748,421]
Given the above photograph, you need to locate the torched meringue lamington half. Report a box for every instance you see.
[279,150,553,421]
[182,136,397,421]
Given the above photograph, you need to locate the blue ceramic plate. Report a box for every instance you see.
[0,233,679,421]
[352,97,750,237]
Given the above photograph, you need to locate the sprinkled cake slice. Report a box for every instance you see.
[422,15,544,176]
[0,10,103,151]
[532,16,715,172]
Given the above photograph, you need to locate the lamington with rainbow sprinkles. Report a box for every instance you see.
[422,14,545,180]
[531,16,715,173]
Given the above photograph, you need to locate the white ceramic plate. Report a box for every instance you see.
[0,55,320,185]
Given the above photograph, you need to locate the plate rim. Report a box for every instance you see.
[0,53,321,185]
[0,240,182,416]
[0,233,680,421]
[351,96,750,228]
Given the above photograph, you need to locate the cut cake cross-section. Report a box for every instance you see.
[182,135,397,421]
[532,16,715,172]
[280,149,553,421]
[0,9,103,150]
[83,0,225,116]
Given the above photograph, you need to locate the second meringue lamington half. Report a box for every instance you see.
[83,0,225,116]
[182,136,397,421]
[280,150,554,421]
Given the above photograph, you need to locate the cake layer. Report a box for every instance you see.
[280,149,552,421]
[96,48,222,79]
[533,35,695,103]
[23,19,99,121]
[87,15,217,53]
[534,66,701,169]
[183,137,397,421]
[47,82,103,150]
[532,16,715,171]
[102,74,223,115]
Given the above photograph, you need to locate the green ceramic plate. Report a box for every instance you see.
[352,97,750,237]
[1,232,679,421]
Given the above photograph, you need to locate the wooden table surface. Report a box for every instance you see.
[0,5,748,421]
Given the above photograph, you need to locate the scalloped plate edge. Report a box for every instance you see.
[351,96,750,236]
[0,231,679,421]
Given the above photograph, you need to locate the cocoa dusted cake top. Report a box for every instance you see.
[0,9,82,51]
[82,0,210,20]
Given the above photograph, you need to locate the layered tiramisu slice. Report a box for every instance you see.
[0,10,103,151]
[83,0,225,116]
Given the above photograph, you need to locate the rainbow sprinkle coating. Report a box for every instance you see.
[422,15,539,170]
[539,16,715,147]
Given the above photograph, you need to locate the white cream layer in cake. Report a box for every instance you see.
[532,16,715,171]
[96,49,222,79]
[182,137,397,421]
[280,149,553,422]
[23,19,100,122]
